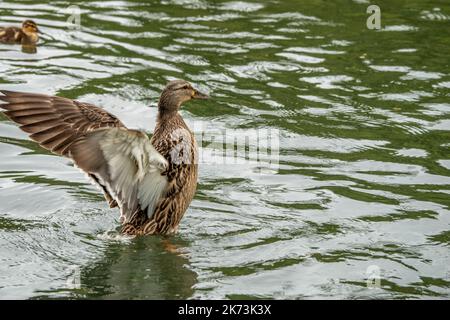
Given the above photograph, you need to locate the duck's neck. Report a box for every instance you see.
[155,106,189,137]
[21,31,38,45]
[157,108,179,123]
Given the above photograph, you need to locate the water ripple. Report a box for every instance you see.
[0,0,449,299]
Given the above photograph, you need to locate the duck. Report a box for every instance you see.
[0,80,209,235]
[0,20,39,45]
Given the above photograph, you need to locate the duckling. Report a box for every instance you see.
[0,80,209,236]
[0,20,39,45]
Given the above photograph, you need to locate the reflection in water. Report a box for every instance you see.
[21,44,37,54]
[79,237,196,299]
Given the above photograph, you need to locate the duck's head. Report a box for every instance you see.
[22,20,39,36]
[158,80,208,113]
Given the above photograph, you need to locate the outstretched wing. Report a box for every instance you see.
[0,90,125,156]
[0,91,169,222]
[70,128,169,223]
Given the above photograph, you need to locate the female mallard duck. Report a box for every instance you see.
[0,20,39,45]
[0,80,209,235]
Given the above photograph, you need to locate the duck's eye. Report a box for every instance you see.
[175,85,190,91]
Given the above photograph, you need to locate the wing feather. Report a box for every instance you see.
[0,90,125,156]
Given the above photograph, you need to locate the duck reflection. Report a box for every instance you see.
[21,44,37,54]
[77,236,197,299]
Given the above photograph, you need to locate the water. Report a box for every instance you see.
[0,0,449,299]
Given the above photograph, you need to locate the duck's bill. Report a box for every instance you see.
[192,90,209,100]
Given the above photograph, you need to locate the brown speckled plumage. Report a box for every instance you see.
[123,112,199,235]
[0,80,208,236]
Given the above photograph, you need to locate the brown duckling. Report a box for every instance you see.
[0,80,209,236]
[0,20,39,45]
